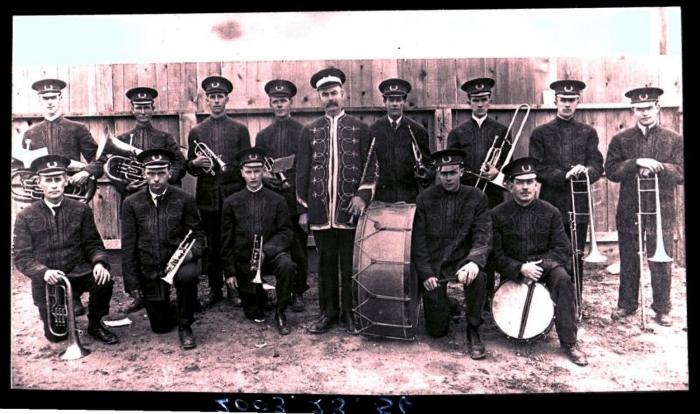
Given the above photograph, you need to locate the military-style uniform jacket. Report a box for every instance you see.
[296,111,378,230]
[411,185,492,282]
[121,185,205,300]
[255,116,304,214]
[116,123,186,185]
[186,115,251,211]
[604,124,683,233]
[529,117,604,220]
[12,198,109,303]
[221,187,294,292]
[370,116,431,204]
[16,116,104,177]
[491,198,571,282]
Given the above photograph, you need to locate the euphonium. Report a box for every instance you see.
[45,274,91,360]
[193,139,227,176]
[95,134,146,186]
[162,229,197,285]
[250,235,264,284]
[10,168,97,204]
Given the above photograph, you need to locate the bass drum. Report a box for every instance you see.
[491,280,555,342]
[352,201,419,340]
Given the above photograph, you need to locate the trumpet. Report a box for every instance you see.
[11,168,97,204]
[193,139,227,176]
[471,103,531,192]
[250,235,264,284]
[407,124,433,181]
[162,230,197,285]
[45,275,91,360]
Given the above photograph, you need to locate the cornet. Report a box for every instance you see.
[193,139,227,176]
[162,230,197,285]
[472,103,531,192]
[45,275,91,360]
[250,235,264,284]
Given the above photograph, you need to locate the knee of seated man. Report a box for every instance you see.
[274,252,297,274]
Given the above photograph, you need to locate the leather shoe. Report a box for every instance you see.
[291,293,305,312]
[123,295,144,313]
[178,327,197,349]
[73,297,86,317]
[203,290,223,308]
[466,325,486,360]
[610,308,636,320]
[340,312,356,333]
[307,315,336,334]
[87,323,119,345]
[275,311,291,335]
[562,344,588,366]
[655,313,672,326]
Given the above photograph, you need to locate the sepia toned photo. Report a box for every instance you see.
[9,8,686,406]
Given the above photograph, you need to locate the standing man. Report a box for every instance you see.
[446,77,509,306]
[186,76,251,308]
[255,79,308,312]
[491,157,588,366]
[411,149,491,359]
[605,87,683,326]
[17,78,106,317]
[12,155,118,345]
[221,147,296,335]
[121,149,205,349]
[370,78,432,204]
[529,80,604,299]
[296,67,378,333]
[113,86,187,314]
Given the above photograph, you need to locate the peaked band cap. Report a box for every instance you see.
[431,149,466,167]
[502,157,540,180]
[236,147,267,166]
[461,77,495,97]
[137,148,173,169]
[32,78,67,94]
[550,80,586,97]
[310,68,346,90]
[625,87,664,105]
[31,154,70,176]
[264,79,297,97]
[126,87,158,103]
[202,76,233,95]
[378,78,412,96]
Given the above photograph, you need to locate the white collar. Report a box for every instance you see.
[149,187,167,204]
[43,197,63,215]
[638,122,657,134]
[44,113,62,122]
[247,184,264,193]
[325,109,345,121]
[388,115,402,126]
[472,114,487,127]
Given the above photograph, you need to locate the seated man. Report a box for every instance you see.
[490,157,588,366]
[221,147,296,335]
[411,149,491,359]
[121,149,206,350]
[12,154,118,345]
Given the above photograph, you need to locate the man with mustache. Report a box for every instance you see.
[186,76,251,309]
[605,87,683,326]
[255,79,308,313]
[491,157,587,366]
[296,68,378,333]
[528,80,604,313]
[411,149,491,359]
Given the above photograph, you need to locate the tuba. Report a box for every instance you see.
[45,275,91,360]
[11,168,97,204]
[162,229,197,285]
[96,134,146,186]
[250,235,264,284]
[193,139,227,176]
[470,104,531,192]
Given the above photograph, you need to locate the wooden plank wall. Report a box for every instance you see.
[11,56,685,265]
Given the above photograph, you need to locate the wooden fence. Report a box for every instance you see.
[11,57,685,265]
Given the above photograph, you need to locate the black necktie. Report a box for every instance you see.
[391,120,398,131]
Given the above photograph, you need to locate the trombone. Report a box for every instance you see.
[45,275,91,360]
[570,170,608,264]
[472,103,531,192]
[636,172,673,329]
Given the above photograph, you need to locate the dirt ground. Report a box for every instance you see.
[10,243,688,396]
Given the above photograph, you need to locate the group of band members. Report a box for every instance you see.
[11,68,682,364]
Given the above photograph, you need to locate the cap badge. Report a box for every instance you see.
[153,155,162,161]
[475,83,485,90]
[564,85,574,92]
[137,93,147,99]
[522,164,532,172]
[211,82,220,88]
[250,154,259,160]
[442,156,452,163]
[44,84,54,91]
[275,85,285,91]
[389,85,399,91]
[47,161,58,168]
[639,93,649,101]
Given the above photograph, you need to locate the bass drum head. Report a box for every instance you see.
[492,280,555,341]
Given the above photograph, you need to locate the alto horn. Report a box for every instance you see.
[45,275,91,360]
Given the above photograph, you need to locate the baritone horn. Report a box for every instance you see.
[96,134,146,185]
[569,170,608,264]
[45,274,91,360]
[193,139,227,176]
[162,230,197,285]
[473,103,531,192]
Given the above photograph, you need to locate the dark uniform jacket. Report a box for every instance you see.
[411,185,492,282]
[121,185,205,300]
[296,111,378,230]
[255,116,304,214]
[220,187,294,292]
[491,199,571,282]
[116,123,186,185]
[604,124,683,233]
[370,116,431,204]
[447,116,509,204]
[12,198,109,304]
[529,117,604,221]
[17,116,104,178]
[186,115,251,211]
